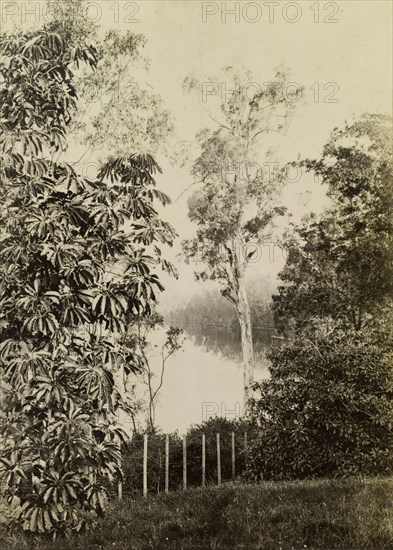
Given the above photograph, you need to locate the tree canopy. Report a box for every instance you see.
[248,114,393,479]
[182,68,302,395]
[273,113,392,335]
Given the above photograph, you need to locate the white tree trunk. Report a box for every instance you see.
[224,240,255,406]
[235,272,254,404]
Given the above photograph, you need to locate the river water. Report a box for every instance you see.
[119,325,275,434]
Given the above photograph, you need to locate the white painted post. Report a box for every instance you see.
[143,434,148,497]
[165,434,169,494]
[118,479,123,502]
[231,431,236,480]
[202,433,206,487]
[217,433,221,486]
[183,434,187,490]
[244,432,248,470]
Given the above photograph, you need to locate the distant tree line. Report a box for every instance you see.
[165,278,275,335]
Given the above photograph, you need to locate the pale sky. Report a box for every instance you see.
[121,0,392,307]
[3,0,392,305]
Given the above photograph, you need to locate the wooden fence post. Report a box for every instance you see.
[165,433,169,494]
[143,434,148,497]
[244,432,248,470]
[183,434,187,490]
[118,478,123,502]
[216,433,221,486]
[202,433,206,487]
[231,431,236,480]
[117,439,122,502]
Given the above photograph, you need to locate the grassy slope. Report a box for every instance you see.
[2,478,393,550]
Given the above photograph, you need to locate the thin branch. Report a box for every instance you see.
[208,113,233,134]
[221,286,237,307]
[252,128,292,141]
[175,178,206,203]
[151,346,175,403]
[71,144,94,166]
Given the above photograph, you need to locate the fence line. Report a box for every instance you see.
[119,431,249,500]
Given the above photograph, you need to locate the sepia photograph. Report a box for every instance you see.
[0,1,392,548]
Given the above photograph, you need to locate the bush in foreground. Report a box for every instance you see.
[248,327,393,480]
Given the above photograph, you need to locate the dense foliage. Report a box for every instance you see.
[273,114,392,335]
[0,25,175,536]
[72,28,173,158]
[248,114,393,479]
[248,327,392,478]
